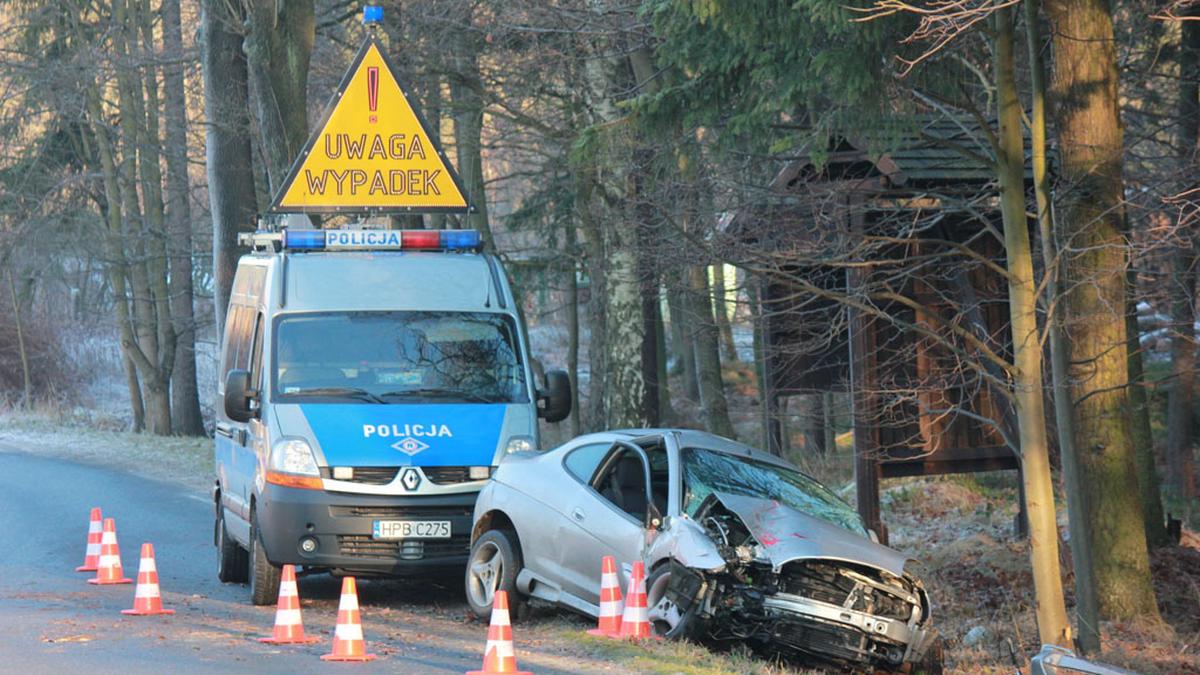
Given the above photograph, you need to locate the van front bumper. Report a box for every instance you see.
[257,483,477,575]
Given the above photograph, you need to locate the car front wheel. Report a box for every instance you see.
[646,563,701,640]
[465,529,526,621]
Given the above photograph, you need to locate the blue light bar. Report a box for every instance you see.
[279,228,482,252]
[283,230,325,250]
[362,5,383,25]
[441,230,482,250]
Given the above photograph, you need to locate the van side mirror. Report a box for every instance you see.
[224,369,257,423]
[538,370,571,423]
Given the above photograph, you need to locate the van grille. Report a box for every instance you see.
[423,466,473,485]
[336,534,470,559]
[320,467,399,485]
[329,504,474,519]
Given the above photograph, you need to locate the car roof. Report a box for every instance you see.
[560,428,793,469]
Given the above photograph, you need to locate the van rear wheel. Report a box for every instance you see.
[248,507,281,605]
[215,510,248,583]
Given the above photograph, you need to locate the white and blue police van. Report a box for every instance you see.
[213,225,570,604]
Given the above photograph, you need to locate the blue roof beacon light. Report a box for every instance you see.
[441,229,482,251]
[283,229,325,250]
[363,5,383,26]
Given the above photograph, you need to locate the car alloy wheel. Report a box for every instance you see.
[468,540,503,608]
[464,529,525,621]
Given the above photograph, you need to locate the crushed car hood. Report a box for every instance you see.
[714,492,912,576]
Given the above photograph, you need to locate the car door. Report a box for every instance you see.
[524,440,612,594]
[558,443,655,606]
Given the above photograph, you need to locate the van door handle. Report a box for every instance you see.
[572,508,585,522]
[215,422,233,439]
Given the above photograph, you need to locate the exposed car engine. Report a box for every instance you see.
[663,497,937,672]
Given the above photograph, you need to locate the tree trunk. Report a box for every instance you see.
[243,0,314,193]
[565,225,582,437]
[116,0,173,435]
[605,241,649,428]
[1167,13,1200,507]
[449,12,492,247]
[162,0,204,436]
[201,0,258,334]
[6,267,31,407]
[995,7,1072,646]
[712,265,738,362]
[1043,0,1163,621]
[668,285,700,401]
[1127,268,1168,546]
[1026,0,1100,651]
[688,265,736,438]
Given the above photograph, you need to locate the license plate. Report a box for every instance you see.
[372,520,451,540]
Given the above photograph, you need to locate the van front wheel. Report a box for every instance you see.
[248,507,281,605]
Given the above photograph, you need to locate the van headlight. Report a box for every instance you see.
[504,435,535,454]
[270,438,320,476]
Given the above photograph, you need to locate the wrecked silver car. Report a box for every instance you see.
[465,429,941,672]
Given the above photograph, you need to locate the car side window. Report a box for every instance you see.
[592,448,657,521]
[563,443,612,482]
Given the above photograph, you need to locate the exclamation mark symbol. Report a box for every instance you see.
[367,67,379,123]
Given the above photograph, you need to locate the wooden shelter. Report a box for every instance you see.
[723,118,1029,543]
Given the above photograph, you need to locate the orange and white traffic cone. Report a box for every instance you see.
[259,564,319,644]
[586,555,623,638]
[75,507,103,572]
[122,543,174,615]
[87,518,131,585]
[467,590,530,675]
[618,561,659,640]
[320,576,375,661]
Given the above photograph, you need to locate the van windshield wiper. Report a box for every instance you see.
[285,387,385,404]
[377,387,498,403]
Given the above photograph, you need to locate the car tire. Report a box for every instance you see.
[216,509,248,584]
[646,563,701,641]
[248,506,282,606]
[465,529,527,622]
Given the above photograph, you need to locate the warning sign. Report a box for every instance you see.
[271,37,469,213]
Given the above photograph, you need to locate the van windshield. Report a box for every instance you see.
[273,312,529,404]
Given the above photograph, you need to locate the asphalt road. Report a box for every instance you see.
[0,450,591,674]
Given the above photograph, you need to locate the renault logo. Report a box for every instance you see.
[399,467,421,491]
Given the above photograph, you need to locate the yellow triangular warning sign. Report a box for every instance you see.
[271,37,469,214]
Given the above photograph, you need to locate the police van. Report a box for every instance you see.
[213,225,570,604]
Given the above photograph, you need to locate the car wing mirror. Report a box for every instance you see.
[645,503,664,531]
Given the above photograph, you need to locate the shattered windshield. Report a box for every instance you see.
[682,447,868,535]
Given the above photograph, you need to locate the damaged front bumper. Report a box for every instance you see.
[664,559,937,670]
[655,492,940,671]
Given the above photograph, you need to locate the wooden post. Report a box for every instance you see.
[847,195,885,542]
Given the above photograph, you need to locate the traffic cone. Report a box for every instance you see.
[75,507,103,572]
[122,543,174,615]
[618,561,659,640]
[259,564,319,644]
[320,576,375,661]
[586,555,623,638]
[87,518,131,585]
[467,590,530,675]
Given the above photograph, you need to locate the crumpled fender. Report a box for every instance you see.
[647,515,726,573]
